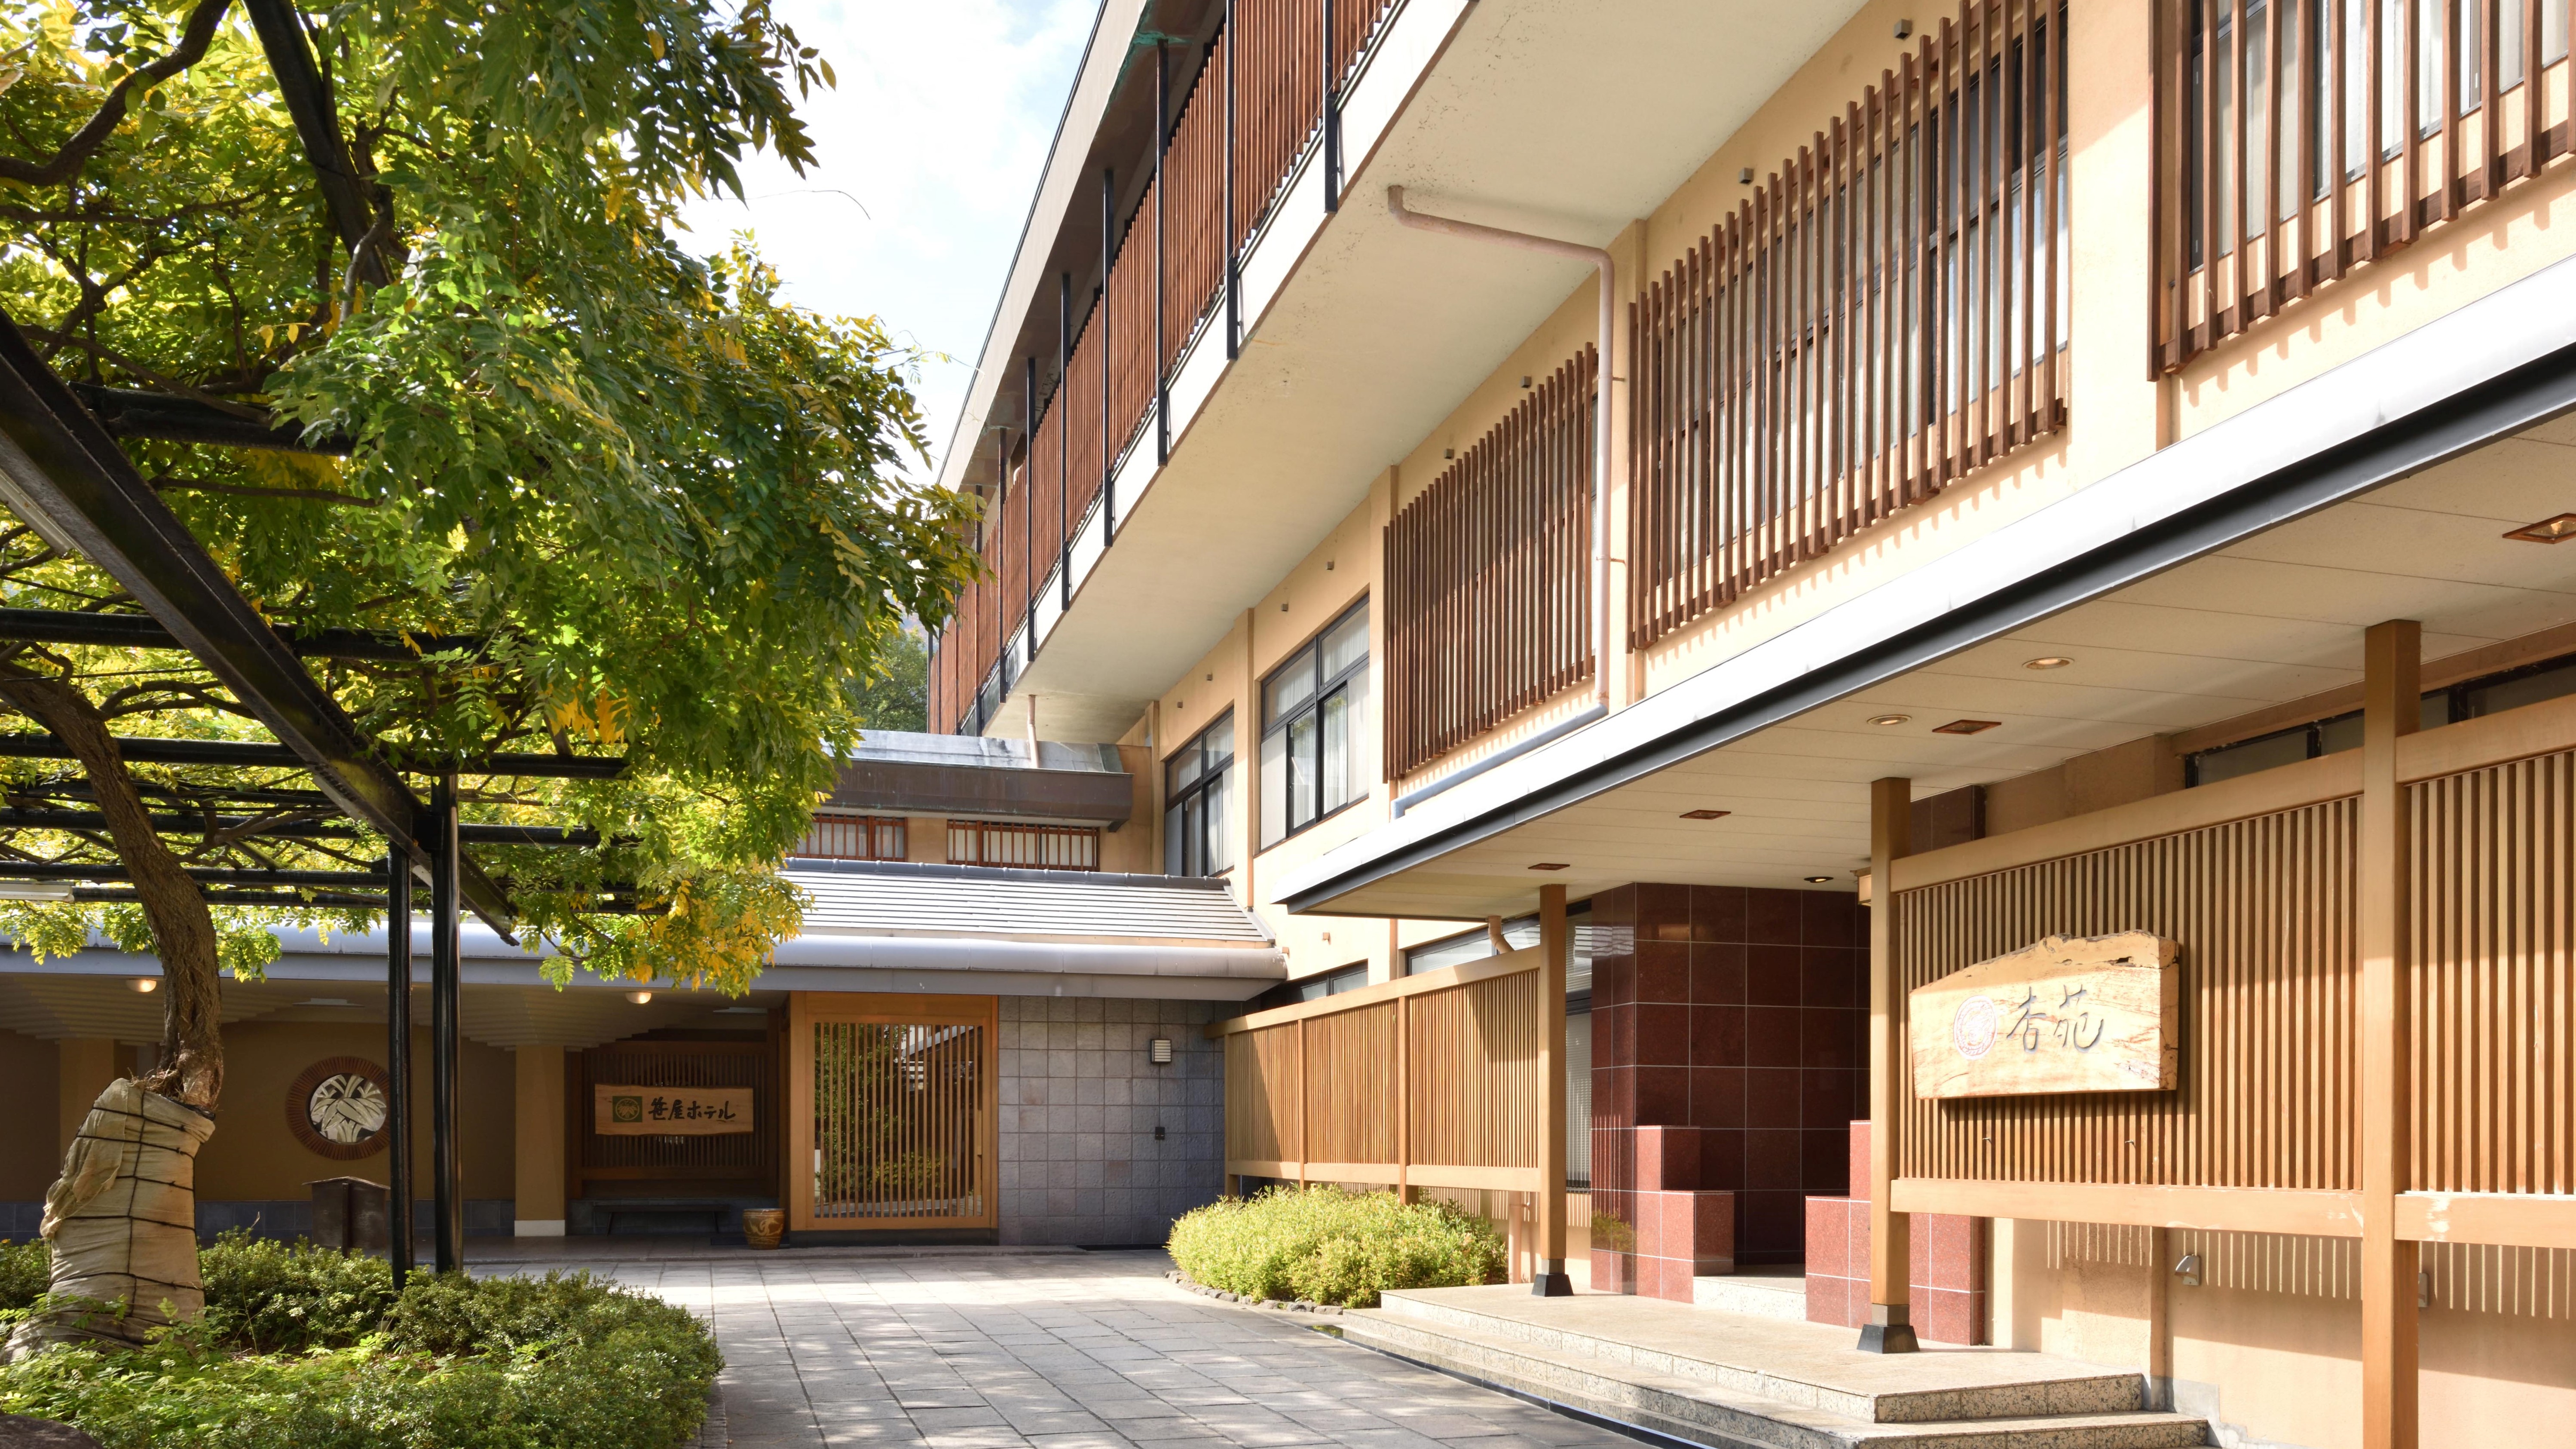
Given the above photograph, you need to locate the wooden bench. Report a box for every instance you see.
[596,1201,731,1239]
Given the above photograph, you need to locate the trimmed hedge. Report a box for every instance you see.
[1166,1186,1505,1308]
[0,1233,719,1449]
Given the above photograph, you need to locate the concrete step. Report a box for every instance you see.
[1694,1268,1810,1322]
[1340,1308,2210,1449]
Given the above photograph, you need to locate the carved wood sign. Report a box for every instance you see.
[593,1084,756,1135]
[1909,932,2180,1098]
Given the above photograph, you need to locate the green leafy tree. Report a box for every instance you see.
[852,627,928,732]
[0,0,978,1342]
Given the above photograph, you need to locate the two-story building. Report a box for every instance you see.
[927,1,2576,1445]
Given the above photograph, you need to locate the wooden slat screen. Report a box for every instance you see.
[2411,744,2576,1195]
[1384,347,1596,779]
[576,1039,778,1186]
[2153,0,2576,371]
[932,0,1404,732]
[1630,0,2068,650]
[809,1018,989,1225]
[1893,797,2362,1188]
[1217,950,1543,1189]
[945,819,1101,870]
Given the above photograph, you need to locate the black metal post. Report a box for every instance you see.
[383,849,413,1284]
[1322,0,1339,212]
[1222,3,1239,361]
[1156,38,1172,460]
[427,776,463,1273]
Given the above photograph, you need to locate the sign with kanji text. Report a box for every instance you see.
[593,1084,756,1135]
[1909,932,2179,1099]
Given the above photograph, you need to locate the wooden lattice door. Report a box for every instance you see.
[787,993,998,1232]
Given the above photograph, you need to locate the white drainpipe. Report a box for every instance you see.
[1386,185,1614,711]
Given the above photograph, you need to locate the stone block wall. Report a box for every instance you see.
[997,996,1225,1246]
[1589,884,1868,1269]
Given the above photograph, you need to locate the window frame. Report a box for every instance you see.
[795,814,908,861]
[1259,600,1371,849]
[1164,710,1237,878]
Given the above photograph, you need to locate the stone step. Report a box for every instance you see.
[1339,1309,2211,1449]
[1373,1287,2192,1430]
[1694,1269,1810,1322]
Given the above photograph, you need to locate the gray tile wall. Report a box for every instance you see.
[997,996,1224,1246]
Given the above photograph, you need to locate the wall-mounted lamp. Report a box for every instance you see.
[1149,1037,1174,1065]
[129,977,158,994]
[625,990,655,1005]
[2172,1253,2203,1288]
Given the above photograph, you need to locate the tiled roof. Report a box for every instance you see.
[783,861,1272,945]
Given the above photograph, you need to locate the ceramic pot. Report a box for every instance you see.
[741,1209,785,1250]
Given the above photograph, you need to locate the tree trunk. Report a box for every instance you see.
[0,668,224,1355]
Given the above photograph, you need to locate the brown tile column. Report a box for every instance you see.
[1534,882,1573,1294]
[1861,775,1916,1352]
[2360,620,2420,1449]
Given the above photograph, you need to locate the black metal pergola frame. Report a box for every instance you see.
[0,0,645,1279]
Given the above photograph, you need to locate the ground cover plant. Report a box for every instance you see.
[0,1233,718,1449]
[1166,1186,1508,1308]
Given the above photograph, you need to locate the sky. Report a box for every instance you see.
[676,0,1096,484]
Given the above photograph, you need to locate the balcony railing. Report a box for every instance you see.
[1384,348,1597,780]
[1629,0,2069,651]
[2154,0,2575,371]
[932,0,1400,737]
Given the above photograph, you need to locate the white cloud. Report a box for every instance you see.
[677,0,1094,482]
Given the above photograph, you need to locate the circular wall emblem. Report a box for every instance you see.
[286,1057,392,1160]
[1951,996,2000,1060]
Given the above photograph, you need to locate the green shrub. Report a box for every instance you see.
[1166,1186,1506,1308]
[0,1239,48,1314]
[0,1247,720,1449]
[198,1230,398,1353]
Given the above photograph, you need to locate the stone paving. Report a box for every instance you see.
[483,1246,1638,1448]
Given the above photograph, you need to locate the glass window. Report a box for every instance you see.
[795,815,906,861]
[1260,602,1371,848]
[1165,713,1235,877]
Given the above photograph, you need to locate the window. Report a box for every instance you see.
[1248,962,1368,1014]
[1165,713,1235,877]
[796,815,906,861]
[946,820,1100,870]
[2186,650,2576,786]
[1260,602,1370,848]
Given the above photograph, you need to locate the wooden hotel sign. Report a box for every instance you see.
[593,1084,756,1135]
[1909,931,2180,1098]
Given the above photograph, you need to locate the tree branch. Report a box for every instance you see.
[0,0,236,189]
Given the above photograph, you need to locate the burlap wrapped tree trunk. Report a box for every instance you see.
[3,1079,215,1358]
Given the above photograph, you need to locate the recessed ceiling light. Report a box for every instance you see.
[1803,875,1835,883]
[2023,656,2074,670]
[1867,714,1911,727]
[2503,512,2576,543]
[1679,808,1731,820]
[1528,862,1570,871]
[1933,718,2002,735]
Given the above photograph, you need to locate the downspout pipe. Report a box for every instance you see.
[1386,186,1613,716]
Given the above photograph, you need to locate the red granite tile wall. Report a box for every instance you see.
[1802,1121,1990,1343]
[1588,883,1867,1271]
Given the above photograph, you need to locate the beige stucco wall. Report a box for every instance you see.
[194,1021,515,1203]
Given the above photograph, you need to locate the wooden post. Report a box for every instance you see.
[1295,1016,1309,1187]
[1862,776,1918,1351]
[1533,883,1573,1295]
[1396,993,1417,1204]
[2360,619,2421,1449]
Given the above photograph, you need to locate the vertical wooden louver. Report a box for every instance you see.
[2153,0,2576,372]
[933,0,1404,733]
[795,994,997,1231]
[1383,347,1597,780]
[1629,0,2068,651]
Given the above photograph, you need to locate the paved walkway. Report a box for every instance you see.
[484,1246,1636,1448]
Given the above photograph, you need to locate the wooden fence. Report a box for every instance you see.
[1886,686,2576,1254]
[571,1038,779,1196]
[1212,947,1548,1192]
[2153,0,2576,371]
[1383,348,1596,779]
[932,0,1403,735]
[1629,0,2069,650]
